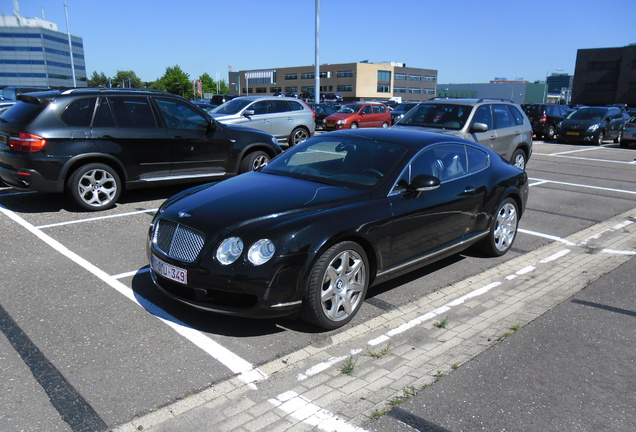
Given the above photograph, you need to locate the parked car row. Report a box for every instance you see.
[556,105,626,145]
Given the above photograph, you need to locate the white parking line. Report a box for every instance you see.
[269,391,367,432]
[518,228,576,246]
[0,204,267,388]
[529,177,636,196]
[37,209,158,229]
[533,152,636,165]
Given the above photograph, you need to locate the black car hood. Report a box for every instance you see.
[561,119,602,128]
[159,172,367,233]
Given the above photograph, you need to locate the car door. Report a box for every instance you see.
[387,143,483,268]
[153,97,229,178]
[605,108,622,139]
[359,104,374,127]
[90,96,172,181]
[267,99,293,139]
[236,100,272,135]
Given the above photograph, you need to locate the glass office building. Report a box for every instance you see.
[0,14,86,90]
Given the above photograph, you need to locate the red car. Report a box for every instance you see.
[323,102,391,130]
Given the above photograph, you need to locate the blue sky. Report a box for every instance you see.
[5,0,634,84]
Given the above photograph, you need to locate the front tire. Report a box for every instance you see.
[596,131,604,146]
[67,163,121,211]
[350,122,358,129]
[545,125,556,141]
[478,198,519,257]
[301,241,369,330]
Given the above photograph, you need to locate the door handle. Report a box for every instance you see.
[463,186,477,194]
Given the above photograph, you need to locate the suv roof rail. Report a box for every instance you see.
[60,87,173,96]
[476,98,514,103]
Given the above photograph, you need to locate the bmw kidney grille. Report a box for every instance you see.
[154,219,205,263]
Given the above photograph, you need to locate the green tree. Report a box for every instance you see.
[158,65,192,98]
[113,70,143,89]
[87,71,109,87]
[198,73,215,97]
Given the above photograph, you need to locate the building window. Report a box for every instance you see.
[270,87,282,93]
[424,76,436,82]
[394,87,407,93]
[254,87,267,93]
[587,61,620,71]
[377,84,390,93]
[285,73,297,80]
[319,71,332,79]
[337,85,352,92]
[320,85,333,92]
[409,74,422,81]
[424,89,436,94]
[378,70,391,83]
[408,88,422,94]
[337,70,353,78]
[285,86,298,93]
[584,82,616,91]
[301,73,315,79]
[395,73,407,80]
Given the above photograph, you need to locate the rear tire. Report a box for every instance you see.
[289,127,309,146]
[301,241,369,330]
[67,163,121,211]
[239,151,269,173]
[545,125,556,141]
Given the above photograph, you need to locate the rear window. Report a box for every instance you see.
[0,100,45,126]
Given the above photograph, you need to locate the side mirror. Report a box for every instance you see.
[243,109,255,117]
[410,174,440,192]
[470,122,488,132]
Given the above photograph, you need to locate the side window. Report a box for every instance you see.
[466,145,489,172]
[108,97,157,128]
[93,98,115,128]
[61,98,95,127]
[270,99,291,113]
[372,105,385,114]
[362,105,372,114]
[410,144,467,182]
[493,104,513,129]
[472,105,493,130]
[250,101,269,115]
[155,98,207,130]
[289,100,305,111]
[508,105,525,126]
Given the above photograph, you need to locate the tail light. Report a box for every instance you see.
[539,115,547,124]
[9,132,47,152]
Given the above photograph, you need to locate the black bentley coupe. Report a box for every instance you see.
[148,128,529,329]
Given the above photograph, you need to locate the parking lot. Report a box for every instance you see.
[1,139,636,431]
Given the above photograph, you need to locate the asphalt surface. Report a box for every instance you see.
[1,139,635,431]
[371,255,636,432]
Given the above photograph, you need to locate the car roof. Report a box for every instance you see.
[232,95,301,102]
[422,98,516,105]
[324,127,480,150]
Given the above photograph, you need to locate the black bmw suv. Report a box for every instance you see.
[0,88,281,210]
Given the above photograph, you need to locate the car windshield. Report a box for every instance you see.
[396,103,471,130]
[261,135,407,188]
[338,104,363,114]
[394,103,417,112]
[211,98,252,115]
[567,108,606,121]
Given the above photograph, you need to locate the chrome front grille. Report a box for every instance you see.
[153,219,205,263]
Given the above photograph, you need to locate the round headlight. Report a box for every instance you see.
[247,239,276,265]
[216,237,244,265]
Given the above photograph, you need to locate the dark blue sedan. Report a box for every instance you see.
[148,129,528,329]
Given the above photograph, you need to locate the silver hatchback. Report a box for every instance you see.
[393,98,533,170]
[210,96,315,146]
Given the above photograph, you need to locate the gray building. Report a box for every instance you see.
[437,81,547,105]
[0,4,86,91]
